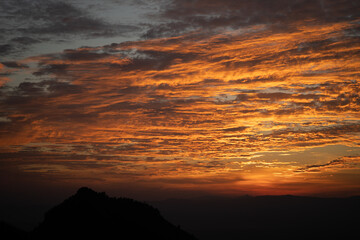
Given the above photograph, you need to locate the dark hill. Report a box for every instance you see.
[29,187,197,240]
[0,221,27,239]
[3,189,360,240]
[151,195,360,240]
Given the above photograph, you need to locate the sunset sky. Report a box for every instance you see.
[1,0,360,201]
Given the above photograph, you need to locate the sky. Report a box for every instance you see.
[0,0,360,202]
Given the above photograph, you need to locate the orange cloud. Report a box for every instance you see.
[1,19,360,196]
[0,63,10,87]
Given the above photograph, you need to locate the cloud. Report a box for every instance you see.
[33,64,70,76]
[0,44,13,55]
[1,18,359,154]
[1,61,29,69]
[0,0,140,57]
[1,0,138,36]
[150,174,244,185]
[11,36,41,45]
[143,0,360,38]
[295,156,360,173]
[0,1,359,195]
[222,127,248,132]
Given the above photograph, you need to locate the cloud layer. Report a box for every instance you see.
[0,0,359,197]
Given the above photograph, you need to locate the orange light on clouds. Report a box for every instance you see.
[0,18,360,197]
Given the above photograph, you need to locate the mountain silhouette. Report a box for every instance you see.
[0,221,27,239]
[2,189,360,240]
[12,187,197,240]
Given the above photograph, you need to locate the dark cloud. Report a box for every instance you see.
[295,156,360,173]
[0,44,13,55]
[256,92,294,101]
[265,123,360,149]
[11,36,41,45]
[114,49,200,72]
[222,127,248,132]
[33,64,70,76]
[62,49,111,61]
[0,79,88,136]
[143,0,360,38]
[1,61,28,69]
[314,93,360,111]
[1,0,138,36]
[0,0,140,57]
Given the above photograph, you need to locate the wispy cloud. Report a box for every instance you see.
[295,156,360,173]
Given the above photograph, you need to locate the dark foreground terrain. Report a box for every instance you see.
[151,195,360,240]
[1,189,359,240]
[0,187,196,240]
